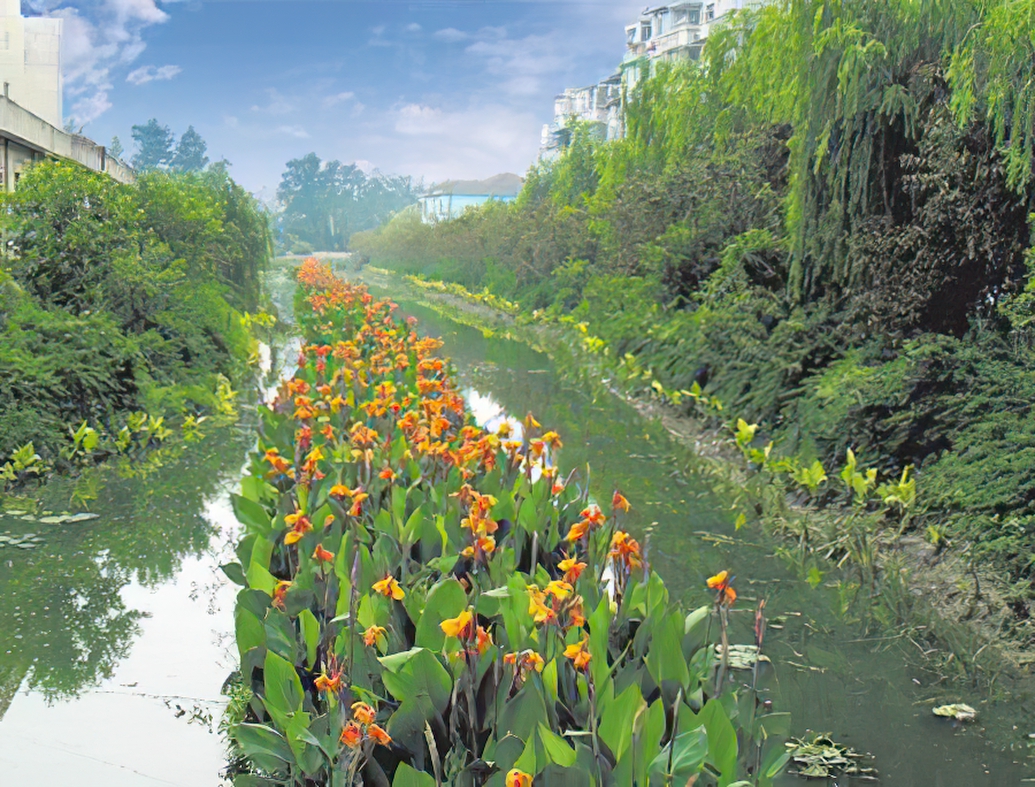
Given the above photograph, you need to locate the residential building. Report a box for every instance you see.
[541,0,771,155]
[622,1,770,87]
[418,173,523,223]
[540,73,623,157]
[0,0,61,128]
[0,1,131,190]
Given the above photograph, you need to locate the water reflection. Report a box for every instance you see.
[0,428,252,714]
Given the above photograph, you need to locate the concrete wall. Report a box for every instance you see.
[0,0,62,128]
[0,95,134,191]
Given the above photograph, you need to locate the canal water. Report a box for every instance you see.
[0,265,1032,785]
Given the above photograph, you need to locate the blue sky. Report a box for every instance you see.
[29,0,643,194]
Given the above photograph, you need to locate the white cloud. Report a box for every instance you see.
[126,64,181,85]
[251,88,295,116]
[389,102,539,182]
[28,0,173,126]
[68,91,112,130]
[322,91,355,109]
[465,32,572,97]
[276,125,311,139]
[405,23,422,33]
[433,27,467,43]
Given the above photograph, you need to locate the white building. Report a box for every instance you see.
[0,1,131,191]
[0,0,61,128]
[622,0,770,86]
[541,0,770,155]
[418,173,523,224]
[540,74,623,157]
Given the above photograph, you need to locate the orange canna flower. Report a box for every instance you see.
[283,511,313,545]
[312,544,335,563]
[461,534,496,560]
[373,575,405,600]
[581,504,606,526]
[544,579,573,600]
[272,580,291,610]
[363,624,387,648]
[351,701,376,725]
[706,570,730,589]
[379,466,397,481]
[558,556,587,584]
[527,586,556,625]
[565,519,590,542]
[506,769,533,787]
[608,530,643,571]
[440,609,474,640]
[314,671,342,694]
[505,649,545,675]
[541,430,563,450]
[564,635,592,671]
[707,570,736,606]
[474,625,493,656]
[612,490,631,513]
[329,484,353,499]
[368,723,392,747]
[340,720,362,748]
[348,492,369,516]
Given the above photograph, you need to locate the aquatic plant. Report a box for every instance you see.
[225,259,788,786]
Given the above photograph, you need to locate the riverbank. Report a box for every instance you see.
[359,265,1035,691]
[0,161,272,483]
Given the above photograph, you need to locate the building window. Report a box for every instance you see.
[706,4,715,21]
[627,27,636,44]
[689,9,701,24]
[641,23,652,41]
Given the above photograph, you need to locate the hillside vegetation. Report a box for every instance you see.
[353,0,1035,626]
[0,160,271,460]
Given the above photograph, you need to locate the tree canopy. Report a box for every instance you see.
[276,152,419,252]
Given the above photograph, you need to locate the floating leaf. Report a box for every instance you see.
[933,703,976,722]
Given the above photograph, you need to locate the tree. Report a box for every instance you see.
[277,153,418,251]
[108,136,124,160]
[171,126,209,173]
[131,119,174,171]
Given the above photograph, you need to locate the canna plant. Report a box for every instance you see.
[225,259,788,786]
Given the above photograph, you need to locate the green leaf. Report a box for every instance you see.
[234,606,265,661]
[538,723,577,767]
[413,578,468,651]
[498,684,549,744]
[263,650,303,716]
[701,699,738,787]
[379,648,453,749]
[645,608,690,691]
[599,682,645,763]
[232,493,272,534]
[264,611,297,660]
[517,497,540,533]
[648,728,708,786]
[403,504,425,542]
[221,562,247,586]
[392,762,436,787]
[233,722,294,765]
[299,609,320,670]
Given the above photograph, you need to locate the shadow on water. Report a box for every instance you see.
[371,282,1035,786]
